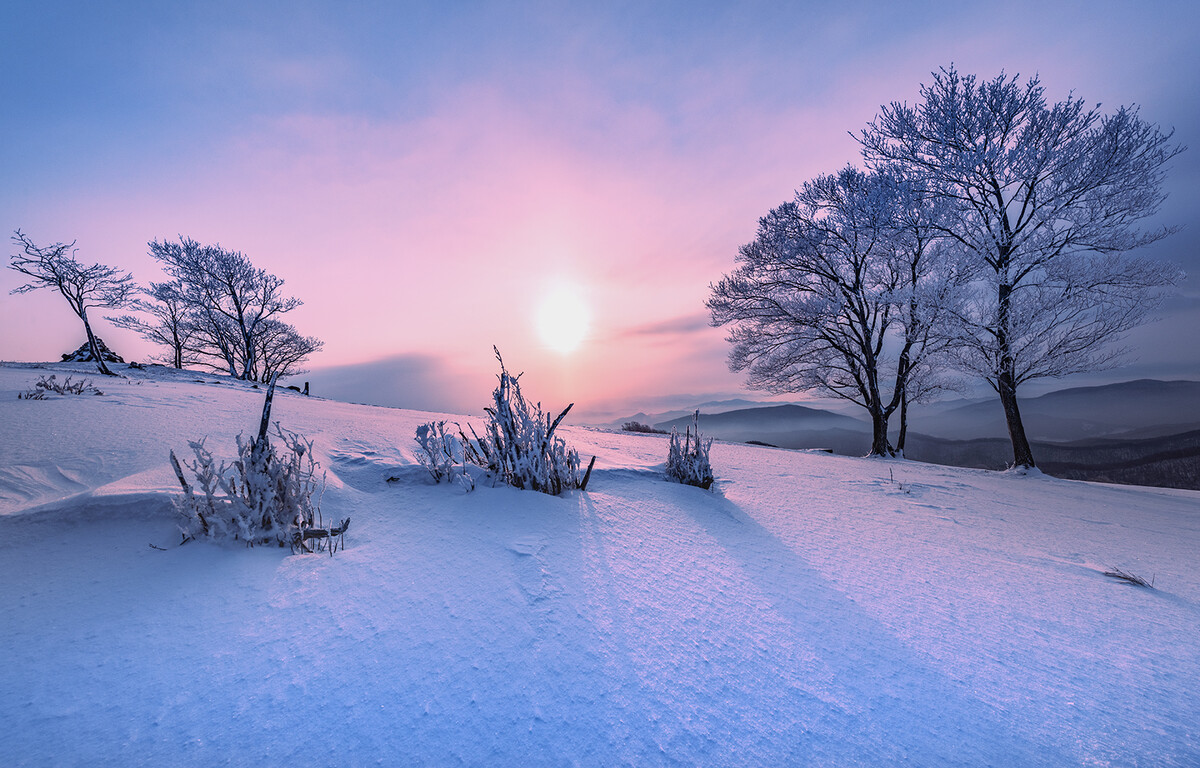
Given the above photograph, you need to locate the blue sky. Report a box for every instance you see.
[3,1,1198,417]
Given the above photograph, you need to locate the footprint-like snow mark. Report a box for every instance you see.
[508,536,556,605]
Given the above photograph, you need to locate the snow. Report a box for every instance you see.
[2,362,1198,766]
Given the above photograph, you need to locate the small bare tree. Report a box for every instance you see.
[250,319,324,382]
[108,281,199,369]
[859,66,1184,468]
[9,230,134,375]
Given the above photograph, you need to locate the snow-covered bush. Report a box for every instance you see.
[665,410,715,490]
[414,420,475,491]
[19,374,103,398]
[172,426,332,550]
[171,380,341,553]
[462,348,583,495]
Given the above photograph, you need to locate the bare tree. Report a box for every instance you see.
[148,237,304,380]
[886,171,970,453]
[252,319,323,382]
[108,281,199,369]
[708,167,960,456]
[9,230,134,375]
[859,66,1184,468]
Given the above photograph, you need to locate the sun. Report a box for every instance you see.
[535,282,590,354]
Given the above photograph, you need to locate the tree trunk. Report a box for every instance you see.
[896,393,909,456]
[80,309,113,376]
[240,321,256,381]
[996,370,1035,468]
[868,407,891,457]
[171,326,184,369]
[256,375,279,447]
[996,270,1035,468]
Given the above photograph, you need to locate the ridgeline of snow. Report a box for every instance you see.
[2,362,1198,766]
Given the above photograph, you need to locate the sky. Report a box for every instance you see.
[2,0,1198,421]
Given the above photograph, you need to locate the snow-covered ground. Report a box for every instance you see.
[2,362,1198,766]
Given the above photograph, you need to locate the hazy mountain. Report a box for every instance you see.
[615,379,1200,490]
[911,380,1200,442]
[899,429,1200,491]
[607,399,805,430]
[652,404,870,453]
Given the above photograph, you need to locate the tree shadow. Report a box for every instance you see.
[573,472,1069,765]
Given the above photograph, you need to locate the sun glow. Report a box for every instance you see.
[536,282,590,354]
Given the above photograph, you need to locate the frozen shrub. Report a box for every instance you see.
[665,410,715,489]
[414,420,475,491]
[622,421,667,434]
[462,348,583,495]
[19,374,103,398]
[171,379,342,554]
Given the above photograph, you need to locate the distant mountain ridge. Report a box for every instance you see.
[656,404,864,433]
[612,379,1200,490]
[608,399,816,429]
[914,379,1200,442]
[649,404,872,456]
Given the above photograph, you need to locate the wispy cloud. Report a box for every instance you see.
[619,313,713,339]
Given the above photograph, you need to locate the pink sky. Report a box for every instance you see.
[3,2,1197,420]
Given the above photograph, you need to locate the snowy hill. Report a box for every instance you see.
[2,362,1199,766]
[651,403,871,455]
[603,398,812,430]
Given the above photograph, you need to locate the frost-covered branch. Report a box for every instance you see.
[459,348,584,495]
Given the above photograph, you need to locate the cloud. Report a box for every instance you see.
[302,353,482,416]
[619,312,713,339]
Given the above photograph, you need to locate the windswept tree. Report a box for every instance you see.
[8,230,135,375]
[148,237,307,380]
[859,66,1184,468]
[109,281,199,369]
[708,167,961,456]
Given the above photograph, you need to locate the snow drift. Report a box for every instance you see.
[1,362,1198,766]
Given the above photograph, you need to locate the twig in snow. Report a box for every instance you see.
[1103,567,1155,588]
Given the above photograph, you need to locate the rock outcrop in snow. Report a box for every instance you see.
[61,337,124,364]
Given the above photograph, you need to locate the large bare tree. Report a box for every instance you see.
[859,67,1183,468]
[9,230,134,375]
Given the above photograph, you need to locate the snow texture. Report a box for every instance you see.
[1,361,1198,766]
